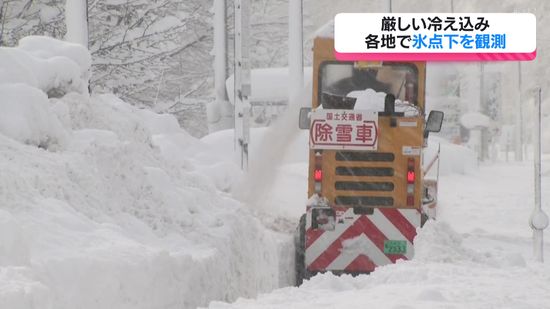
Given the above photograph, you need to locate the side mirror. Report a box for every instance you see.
[424,110,444,138]
[299,107,312,130]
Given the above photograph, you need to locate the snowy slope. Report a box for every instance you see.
[208,160,550,309]
[0,37,288,309]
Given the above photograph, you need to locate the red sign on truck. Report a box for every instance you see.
[309,109,378,150]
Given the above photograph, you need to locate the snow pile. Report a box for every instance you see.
[0,84,67,148]
[412,221,485,263]
[347,88,421,116]
[0,37,287,309]
[0,36,90,97]
[0,36,91,147]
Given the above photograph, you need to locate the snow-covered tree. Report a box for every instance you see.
[0,0,66,46]
[2,0,549,139]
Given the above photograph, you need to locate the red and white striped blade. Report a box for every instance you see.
[305,208,420,272]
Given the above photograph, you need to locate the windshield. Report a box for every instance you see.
[319,62,419,112]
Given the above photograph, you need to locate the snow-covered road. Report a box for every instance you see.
[208,159,550,309]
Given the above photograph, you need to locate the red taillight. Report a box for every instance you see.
[407,170,415,183]
[313,151,323,193]
[314,169,323,181]
[406,158,415,206]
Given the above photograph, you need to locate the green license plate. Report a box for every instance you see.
[383,240,407,254]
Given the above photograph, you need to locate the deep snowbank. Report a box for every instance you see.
[0,83,67,148]
[0,36,89,97]
[0,36,286,309]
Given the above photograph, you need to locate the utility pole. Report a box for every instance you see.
[214,0,226,100]
[513,8,525,161]
[234,0,251,171]
[530,88,548,262]
[65,0,89,49]
[65,0,90,93]
[210,0,233,132]
[515,62,524,161]
[0,0,5,45]
[479,63,487,161]
[288,0,303,104]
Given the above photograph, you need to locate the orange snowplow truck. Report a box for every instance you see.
[295,34,444,285]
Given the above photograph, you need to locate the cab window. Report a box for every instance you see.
[319,62,419,111]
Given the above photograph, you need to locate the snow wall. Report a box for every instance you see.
[0,36,291,309]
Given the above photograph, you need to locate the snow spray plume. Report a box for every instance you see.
[234,84,312,209]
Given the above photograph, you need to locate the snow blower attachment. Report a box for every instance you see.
[295,35,443,286]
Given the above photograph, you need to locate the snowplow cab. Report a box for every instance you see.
[309,37,426,209]
[295,34,442,285]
